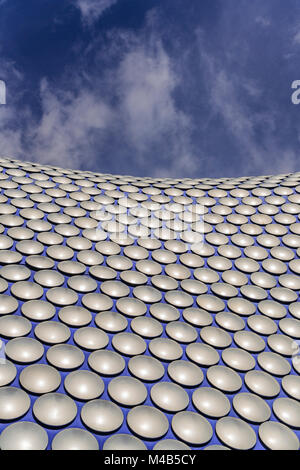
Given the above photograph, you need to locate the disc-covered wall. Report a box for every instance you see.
[0,157,299,450]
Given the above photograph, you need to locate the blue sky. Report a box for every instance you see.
[0,0,300,178]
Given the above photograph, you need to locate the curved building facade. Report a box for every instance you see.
[0,156,299,450]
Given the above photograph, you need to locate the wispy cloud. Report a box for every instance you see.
[116,39,195,176]
[0,80,5,104]
[74,0,118,25]
[293,30,300,45]
[1,0,299,178]
[0,58,26,156]
[0,15,195,177]
[197,32,298,175]
[28,78,113,169]
[255,16,271,27]
[0,74,113,169]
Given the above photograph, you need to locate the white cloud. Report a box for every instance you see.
[119,44,178,151]
[0,53,113,169]
[293,30,300,45]
[0,58,26,155]
[0,80,6,104]
[197,37,298,175]
[0,106,23,156]
[255,16,271,27]
[0,21,195,177]
[27,78,113,169]
[116,40,195,175]
[74,0,118,24]
[242,79,262,98]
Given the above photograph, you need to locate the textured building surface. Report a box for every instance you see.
[0,156,299,450]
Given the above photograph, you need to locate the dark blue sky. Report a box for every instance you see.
[0,0,300,178]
